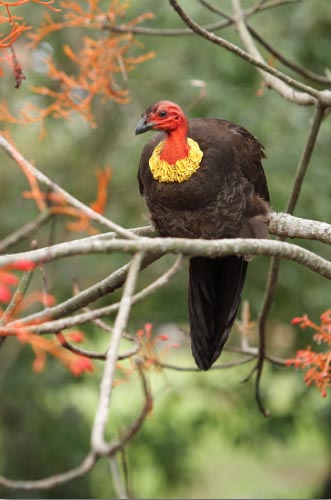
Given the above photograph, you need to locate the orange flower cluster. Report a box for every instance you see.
[0,20,29,48]
[113,323,178,389]
[0,0,59,22]
[8,327,94,375]
[0,0,155,133]
[136,322,179,371]
[0,0,59,86]
[0,260,36,306]
[0,261,94,376]
[22,167,112,234]
[287,310,331,397]
[6,130,113,231]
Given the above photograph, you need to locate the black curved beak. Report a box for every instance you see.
[135,115,155,135]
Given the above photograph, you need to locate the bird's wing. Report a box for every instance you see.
[188,118,270,203]
[232,123,270,203]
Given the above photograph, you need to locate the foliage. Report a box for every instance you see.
[287,311,331,397]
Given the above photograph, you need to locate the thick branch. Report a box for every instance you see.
[0,236,329,280]
[268,212,331,243]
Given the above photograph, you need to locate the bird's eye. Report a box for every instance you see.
[158,110,167,118]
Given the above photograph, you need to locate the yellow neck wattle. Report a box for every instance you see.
[149,138,203,183]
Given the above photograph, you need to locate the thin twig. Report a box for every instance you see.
[247,0,301,16]
[105,19,232,36]
[1,270,34,326]
[285,104,326,214]
[108,359,152,454]
[248,25,331,86]
[0,452,97,490]
[225,345,287,367]
[108,456,129,500]
[119,448,132,500]
[59,337,140,361]
[105,0,299,37]
[154,355,255,372]
[198,0,232,19]
[0,211,52,252]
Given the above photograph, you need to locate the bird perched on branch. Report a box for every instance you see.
[135,101,270,370]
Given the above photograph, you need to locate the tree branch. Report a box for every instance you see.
[154,355,255,372]
[268,212,331,243]
[0,236,329,281]
[0,452,97,490]
[105,19,232,36]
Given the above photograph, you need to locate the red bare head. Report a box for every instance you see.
[135,101,188,135]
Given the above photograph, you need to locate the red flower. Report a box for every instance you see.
[157,334,169,341]
[69,356,94,376]
[12,260,36,271]
[0,283,13,303]
[67,330,85,343]
[291,316,306,325]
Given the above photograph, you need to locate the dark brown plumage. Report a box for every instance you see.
[136,101,270,370]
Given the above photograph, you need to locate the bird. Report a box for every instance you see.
[135,100,270,370]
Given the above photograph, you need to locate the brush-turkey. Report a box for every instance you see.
[135,101,270,370]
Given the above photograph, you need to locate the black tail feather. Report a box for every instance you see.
[188,256,248,370]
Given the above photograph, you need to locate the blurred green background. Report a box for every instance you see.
[0,0,330,498]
